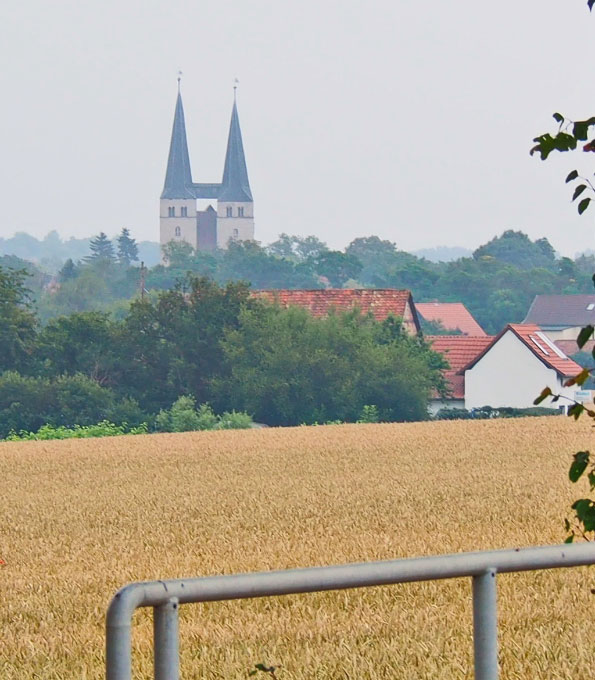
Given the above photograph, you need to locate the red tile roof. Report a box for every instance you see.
[253,289,420,331]
[427,335,494,398]
[460,324,583,378]
[416,302,486,336]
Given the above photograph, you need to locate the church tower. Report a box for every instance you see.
[160,86,198,250]
[215,95,255,248]
[159,82,255,255]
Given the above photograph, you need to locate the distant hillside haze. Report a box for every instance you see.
[0,231,161,271]
[412,246,472,262]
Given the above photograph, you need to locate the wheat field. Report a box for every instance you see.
[0,417,593,679]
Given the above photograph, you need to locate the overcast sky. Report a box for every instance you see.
[1,1,594,255]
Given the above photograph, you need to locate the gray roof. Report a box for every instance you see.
[523,294,595,327]
[161,92,196,199]
[218,99,253,203]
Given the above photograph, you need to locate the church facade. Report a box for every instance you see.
[160,86,254,253]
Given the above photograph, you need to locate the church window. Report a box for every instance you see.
[226,206,233,217]
[238,206,244,217]
[175,226,181,237]
[181,206,187,217]
[233,228,239,239]
[168,206,175,217]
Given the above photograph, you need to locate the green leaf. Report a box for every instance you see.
[572,184,587,201]
[564,534,574,544]
[533,386,552,405]
[578,197,591,215]
[569,451,590,482]
[588,471,595,489]
[573,117,595,141]
[567,403,585,420]
[565,170,579,183]
[553,112,564,124]
[577,325,594,349]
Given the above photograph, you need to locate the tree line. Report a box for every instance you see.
[7,228,594,336]
[0,268,447,437]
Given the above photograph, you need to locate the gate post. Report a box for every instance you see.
[153,597,180,680]
[472,568,498,680]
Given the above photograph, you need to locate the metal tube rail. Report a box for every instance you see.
[106,542,595,680]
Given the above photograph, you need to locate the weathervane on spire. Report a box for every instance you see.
[177,70,183,92]
[233,77,239,99]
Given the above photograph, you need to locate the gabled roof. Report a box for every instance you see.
[459,324,583,378]
[161,92,196,200]
[416,302,486,336]
[523,294,595,327]
[218,99,253,203]
[253,288,420,328]
[427,335,493,399]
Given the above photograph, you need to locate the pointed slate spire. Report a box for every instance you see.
[218,97,253,202]
[161,87,195,199]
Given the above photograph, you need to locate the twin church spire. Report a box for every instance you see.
[159,82,255,253]
[161,86,253,203]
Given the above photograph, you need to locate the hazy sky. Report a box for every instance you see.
[1,1,594,255]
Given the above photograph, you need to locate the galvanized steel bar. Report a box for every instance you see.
[106,542,595,680]
[472,569,498,680]
[153,598,179,680]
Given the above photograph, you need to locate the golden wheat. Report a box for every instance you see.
[0,417,593,679]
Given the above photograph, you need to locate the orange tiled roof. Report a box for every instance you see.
[460,324,583,378]
[428,335,494,398]
[253,288,418,324]
[416,302,486,336]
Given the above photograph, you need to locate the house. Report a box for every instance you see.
[253,289,421,335]
[426,335,493,414]
[523,294,595,341]
[416,302,487,336]
[460,324,582,410]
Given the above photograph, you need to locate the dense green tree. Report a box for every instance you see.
[116,228,139,265]
[473,230,557,270]
[85,232,115,263]
[0,266,38,372]
[267,234,328,262]
[36,311,118,384]
[215,304,445,426]
[309,250,363,288]
[58,258,78,282]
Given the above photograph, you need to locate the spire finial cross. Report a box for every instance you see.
[177,70,183,93]
[233,77,239,100]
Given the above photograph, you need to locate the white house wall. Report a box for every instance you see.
[464,330,574,409]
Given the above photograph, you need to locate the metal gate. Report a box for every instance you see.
[106,542,595,680]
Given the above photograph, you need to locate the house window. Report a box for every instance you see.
[181,206,187,217]
[238,206,244,217]
[175,226,181,237]
[233,228,239,239]
[226,206,233,217]
[168,206,175,217]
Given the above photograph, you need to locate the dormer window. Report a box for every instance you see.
[175,226,181,237]
[238,206,244,217]
[226,206,233,217]
[168,206,175,217]
[181,206,187,217]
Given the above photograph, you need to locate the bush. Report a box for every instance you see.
[357,404,379,423]
[154,395,253,433]
[434,405,561,420]
[4,421,148,441]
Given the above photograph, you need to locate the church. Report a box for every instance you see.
[160,83,254,253]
